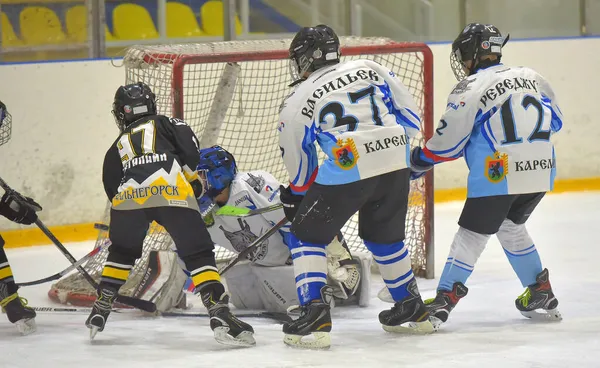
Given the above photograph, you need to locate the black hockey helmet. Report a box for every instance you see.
[0,101,12,147]
[288,24,340,85]
[112,82,157,131]
[451,23,509,81]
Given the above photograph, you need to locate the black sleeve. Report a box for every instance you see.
[162,117,201,172]
[102,143,123,201]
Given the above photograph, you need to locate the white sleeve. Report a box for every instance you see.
[277,100,319,195]
[421,82,479,163]
[365,60,421,139]
[535,73,564,133]
[237,171,290,232]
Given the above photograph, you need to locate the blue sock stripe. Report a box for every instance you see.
[295,272,327,283]
[504,247,537,258]
[444,261,474,273]
[298,282,326,305]
[371,244,408,262]
[503,244,536,256]
[374,249,409,265]
[291,250,327,260]
[446,257,474,270]
[364,240,406,257]
[383,268,413,286]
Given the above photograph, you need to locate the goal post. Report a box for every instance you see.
[49,37,435,307]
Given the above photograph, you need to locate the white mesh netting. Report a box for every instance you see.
[49,37,433,306]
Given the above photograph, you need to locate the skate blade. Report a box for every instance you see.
[382,320,435,335]
[283,332,331,350]
[520,308,562,322]
[428,316,443,331]
[213,327,256,347]
[89,326,101,341]
[15,318,36,336]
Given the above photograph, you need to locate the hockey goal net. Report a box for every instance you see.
[49,37,434,307]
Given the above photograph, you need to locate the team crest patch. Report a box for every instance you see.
[485,151,509,183]
[332,138,359,170]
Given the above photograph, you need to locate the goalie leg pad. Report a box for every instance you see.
[496,219,542,287]
[222,262,266,310]
[132,250,188,313]
[365,240,414,302]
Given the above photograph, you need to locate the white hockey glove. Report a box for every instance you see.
[326,234,361,300]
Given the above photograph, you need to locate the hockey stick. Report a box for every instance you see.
[218,217,289,275]
[32,306,292,323]
[0,177,157,313]
[214,203,283,217]
[17,237,109,287]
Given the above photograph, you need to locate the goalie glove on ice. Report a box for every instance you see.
[279,185,303,222]
[0,192,42,225]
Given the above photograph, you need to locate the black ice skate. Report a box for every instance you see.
[201,289,255,347]
[424,282,468,329]
[379,279,434,334]
[0,282,36,335]
[283,285,333,349]
[515,268,562,321]
[85,286,117,340]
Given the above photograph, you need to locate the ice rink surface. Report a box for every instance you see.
[1,192,599,368]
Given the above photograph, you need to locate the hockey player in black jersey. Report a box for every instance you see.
[87,83,254,346]
[0,101,39,335]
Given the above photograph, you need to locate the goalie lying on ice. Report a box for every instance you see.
[188,145,371,313]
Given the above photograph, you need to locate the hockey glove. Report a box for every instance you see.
[409,147,434,181]
[0,192,42,225]
[279,185,303,222]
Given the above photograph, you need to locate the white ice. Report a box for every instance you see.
[1,192,599,368]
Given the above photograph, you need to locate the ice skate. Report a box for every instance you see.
[0,282,36,335]
[85,286,117,340]
[379,279,434,334]
[201,289,255,347]
[283,286,333,350]
[516,268,562,321]
[424,282,469,329]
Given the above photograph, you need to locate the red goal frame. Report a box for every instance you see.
[144,42,435,278]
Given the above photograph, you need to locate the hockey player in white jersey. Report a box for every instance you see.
[195,145,368,314]
[278,24,433,348]
[410,23,563,328]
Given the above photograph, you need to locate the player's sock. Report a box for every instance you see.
[0,246,18,295]
[438,227,489,291]
[99,248,136,289]
[496,219,542,287]
[288,234,328,305]
[180,250,221,291]
[364,240,414,301]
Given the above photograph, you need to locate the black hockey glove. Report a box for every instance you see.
[279,185,304,222]
[409,147,434,181]
[0,191,42,225]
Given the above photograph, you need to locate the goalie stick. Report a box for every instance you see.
[214,203,283,217]
[17,234,109,287]
[0,177,157,313]
[218,217,288,275]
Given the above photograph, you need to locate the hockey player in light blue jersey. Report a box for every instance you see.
[411,23,563,328]
[277,25,433,349]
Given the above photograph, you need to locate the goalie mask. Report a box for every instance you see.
[197,145,237,203]
[451,23,509,81]
[112,82,157,131]
[0,101,11,146]
[288,24,340,86]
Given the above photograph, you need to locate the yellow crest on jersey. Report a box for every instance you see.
[485,151,509,183]
[332,138,360,170]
